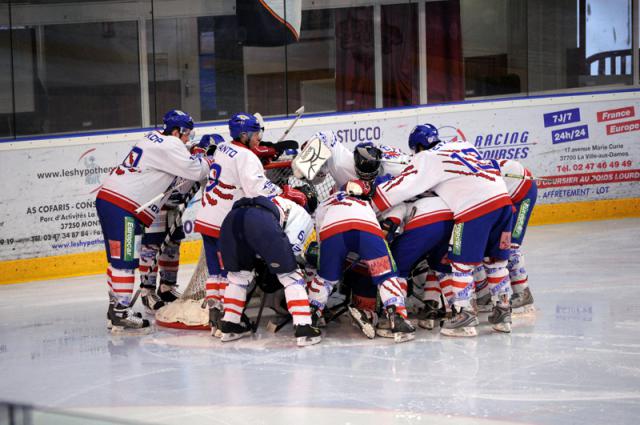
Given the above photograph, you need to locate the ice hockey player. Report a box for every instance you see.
[217,191,322,347]
[370,123,514,336]
[309,130,411,189]
[193,113,285,337]
[309,161,416,343]
[95,109,211,332]
[475,159,537,313]
[382,194,454,331]
[138,133,225,313]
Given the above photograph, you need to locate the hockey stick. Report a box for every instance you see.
[134,178,194,214]
[276,106,305,143]
[502,173,555,183]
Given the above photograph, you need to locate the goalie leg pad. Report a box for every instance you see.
[139,244,159,288]
[158,240,180,285]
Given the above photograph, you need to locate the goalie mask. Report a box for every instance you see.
[353,142,382,181]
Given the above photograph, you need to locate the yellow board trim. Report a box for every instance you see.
[1,197,639,285]
[0,239,202,285]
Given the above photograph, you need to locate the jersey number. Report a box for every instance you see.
[206,163,222,192]
[450,148,499,173]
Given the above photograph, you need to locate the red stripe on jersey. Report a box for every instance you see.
[97,188,154,226]
[404,210,454,231]
[320,220,383,241]
[455,194,513,223]
[194,220,220,238]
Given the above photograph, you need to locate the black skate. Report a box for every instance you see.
[294,324,322,347]
[385,306,416,343]
[417,300,446,330]
[107,303,150,334]
[510,287,534,314]
[209,306,223,338]
[348,306,377,339]
[440,306,479,337]
[220,314,252,342]
[488,298,512,333]
[158,282,181,303]
[141,286,165,314]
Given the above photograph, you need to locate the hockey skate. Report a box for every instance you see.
[488,297,512,333]
[107,303,151,334]
[475,292,493,313]
[140,286,165,314]
[440,306,479,337]
[158,283,181,303]
[294,324,322,347]
[220,315,252,342]
[417,300,446,330]
[347,306,377,339]
[385,306,416,343]
[510,287,535,314]
[208,306,223,338]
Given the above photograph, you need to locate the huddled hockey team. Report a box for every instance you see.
[96,109,537,346]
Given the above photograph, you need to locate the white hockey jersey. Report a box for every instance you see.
[372,141,512,223]
[498,159,534,203]
[315,191,384,241]
[96,130,210,226]
[314,130,412,188]
[194,141,281,238]
[272,196,316,259]
[383,195,453,232]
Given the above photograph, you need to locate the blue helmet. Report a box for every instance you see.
[199,133,225,148]
[228,113,261,139]
[408,124,441,152]
[162,109,194,134]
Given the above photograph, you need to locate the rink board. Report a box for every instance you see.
[1,89,639,283]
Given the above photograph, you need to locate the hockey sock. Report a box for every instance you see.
[222,271,252,323]
[378,277,408,318]
[205,274,225,309]
[449,263,474,309]
[422,271,442,303]
[158,240,180,285]
[308,276,337,311]
[508,247,528,294]
[107,266,135,306]
[139,244,159,287]
[278,270,312,326]
[436,271,454,306]
[484,259,511,302]
[473,264,489,297]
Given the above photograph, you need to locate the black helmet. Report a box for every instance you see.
[353,142,382,181]
[293,184,318,214]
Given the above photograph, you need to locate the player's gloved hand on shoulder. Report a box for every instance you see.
[280,185,308,208]
[345,179,375,199]
[251,143,278,164]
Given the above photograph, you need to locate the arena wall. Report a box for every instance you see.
[1,89,639,284]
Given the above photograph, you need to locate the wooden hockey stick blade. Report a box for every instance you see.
[292,136,332,180]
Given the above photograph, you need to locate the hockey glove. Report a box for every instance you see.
[380,217,399,243]
[345,179,375,199]
[251,143,278,165]
[281,185,308,209]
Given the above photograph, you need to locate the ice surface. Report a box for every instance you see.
[1,219,639,425]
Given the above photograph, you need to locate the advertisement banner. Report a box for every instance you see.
[0,90,638,261]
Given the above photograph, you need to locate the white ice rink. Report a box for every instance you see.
[1,218,639,425]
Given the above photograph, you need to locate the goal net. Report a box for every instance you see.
[155,159,335,330]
